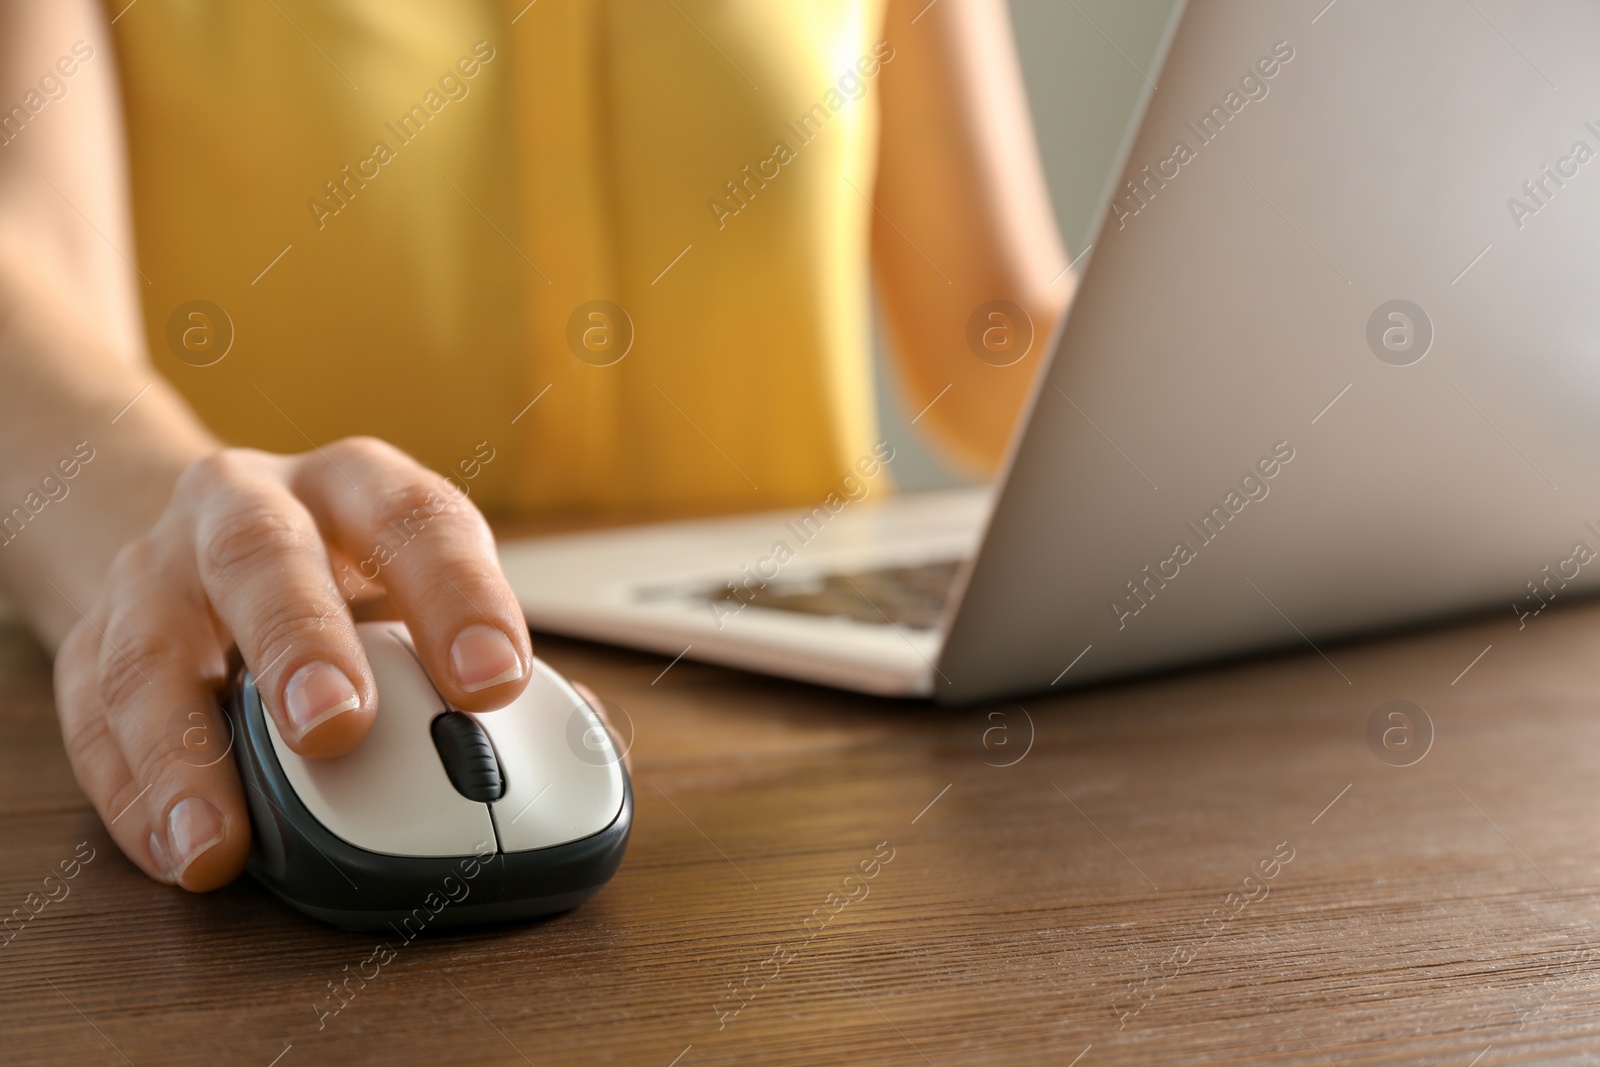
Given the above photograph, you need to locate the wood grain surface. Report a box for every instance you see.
[5,582,1600,1065]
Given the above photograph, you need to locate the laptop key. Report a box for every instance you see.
[709,559,964,630]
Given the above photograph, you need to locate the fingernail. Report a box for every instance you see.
[166,797,224,881]
[148,832,174,883]
[451,624,523,692]
[283,660,362,739]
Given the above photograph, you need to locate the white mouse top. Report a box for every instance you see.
[263,621,626,858]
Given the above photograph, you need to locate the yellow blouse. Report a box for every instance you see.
[109,0,888,515]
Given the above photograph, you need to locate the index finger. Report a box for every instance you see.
[179,453,377,759]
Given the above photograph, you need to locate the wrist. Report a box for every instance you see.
[0,378,218,652]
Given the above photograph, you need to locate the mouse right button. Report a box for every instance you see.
[473,659,625,853]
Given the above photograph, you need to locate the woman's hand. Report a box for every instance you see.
[51,437,534,891]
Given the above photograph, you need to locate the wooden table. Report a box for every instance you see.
[5,583,1600,1065]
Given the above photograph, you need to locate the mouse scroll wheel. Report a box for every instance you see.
[430,712,506,803]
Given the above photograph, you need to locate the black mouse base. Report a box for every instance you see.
[261,884,604,934]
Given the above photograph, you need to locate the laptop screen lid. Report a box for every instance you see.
[936,0,1600,703]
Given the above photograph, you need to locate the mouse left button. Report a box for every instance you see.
[430,712,505,802]
[262,621,499,857]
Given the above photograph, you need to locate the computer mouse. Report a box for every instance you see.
[226,620,631,931]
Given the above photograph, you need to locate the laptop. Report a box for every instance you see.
[500,0,1600,704]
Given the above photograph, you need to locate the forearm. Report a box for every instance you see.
[0,0,216,650]
[875,0,1071,473]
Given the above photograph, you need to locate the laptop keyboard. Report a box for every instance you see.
[709,559,965,630]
